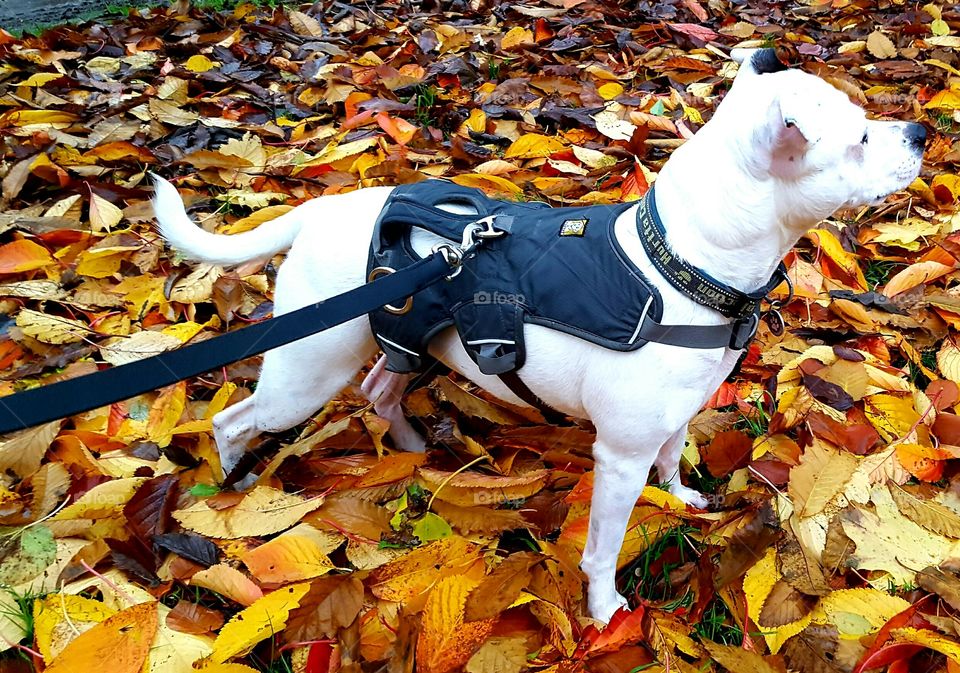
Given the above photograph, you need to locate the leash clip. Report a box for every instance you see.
[434,215,508,280]
[730,313,759,350]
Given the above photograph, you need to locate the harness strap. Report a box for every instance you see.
[498,371,568,425]
[639,313,759,350]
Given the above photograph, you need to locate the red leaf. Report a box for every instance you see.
[306,642,333,673]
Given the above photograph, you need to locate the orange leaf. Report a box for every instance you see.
[0,239,55,274]
[583,605,646,655]
[375,112,417,145]
[45,601,158,673]
[620,163,649,200]
[896,443,951,482]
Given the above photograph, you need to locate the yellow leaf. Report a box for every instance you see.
[220,205,294,235]
[195,665,259,673]
[173,486,324,538]
[938,336,960,385]
[450,173,522,196]
[44,601,158,673]
[298,137,379,168]
[33,594,115,661]
[210,583,311,662]
[76,247,131,278]
[205,382,238,419]
[863,393,920,442]
[597,82,624,100]
[417,575,494,673]
[501,26,534,50]
[788,439,858,518]
[926,89,960,110]
[185,55,215,73]
[462,108,486,134]
[54,478,148,520]
[840,484,960,585]
[743,548,811,654]
[807,229,868,290]
[504,133,566,159]
[89,193,123,233]
[639,485,686,511]
[1,110,78,127]
[16,308,90,344]
[891,627,960,662]
[15,72,63,87]
[146,382,186,448]
[810,588,910,637]
[242,534,334,584]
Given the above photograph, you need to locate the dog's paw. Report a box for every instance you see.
[589,592,629,624]
[671,484,710,510]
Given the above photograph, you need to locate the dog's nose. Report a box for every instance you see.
[905,123,927,152]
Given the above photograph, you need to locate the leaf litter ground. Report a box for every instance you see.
[0,1,959,672]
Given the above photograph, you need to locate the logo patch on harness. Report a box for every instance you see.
[559,218,588,237]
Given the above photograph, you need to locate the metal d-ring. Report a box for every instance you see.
[368,266,413,315]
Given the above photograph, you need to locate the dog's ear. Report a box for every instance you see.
[772,88,823,145]
[731,48,788,77]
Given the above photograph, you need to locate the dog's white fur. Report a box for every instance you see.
[152,50,924,622]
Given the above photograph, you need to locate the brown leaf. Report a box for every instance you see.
[758,580,817,627]
[716,504,781,588]
[701,430,752,478]
[779,534,831,596]
[123,474,178,549]
[284,576,363,643]
[165,599,224,634]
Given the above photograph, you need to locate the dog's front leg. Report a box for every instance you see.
[581,440,656,622]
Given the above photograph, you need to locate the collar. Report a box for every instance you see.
[636,185,788,321]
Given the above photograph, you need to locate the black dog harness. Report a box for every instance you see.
[367,180,787,407]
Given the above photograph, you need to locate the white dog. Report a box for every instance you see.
[152,48,925,621]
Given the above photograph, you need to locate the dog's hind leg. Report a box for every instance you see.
[580,439,655,622]
[360,356,427,453]
[655,425,709,509]
[212,316,378,479]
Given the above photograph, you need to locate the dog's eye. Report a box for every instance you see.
[860,132,868,145]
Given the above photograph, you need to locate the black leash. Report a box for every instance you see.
[0,252,454,435]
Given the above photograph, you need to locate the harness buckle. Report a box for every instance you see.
[729,313,759,350]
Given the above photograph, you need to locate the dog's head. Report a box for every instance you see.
[720,48,925,215]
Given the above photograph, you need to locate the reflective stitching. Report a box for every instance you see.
[629,295,655,345]
[377,335,419,356]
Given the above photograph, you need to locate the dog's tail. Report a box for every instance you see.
[151,174,303,265]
